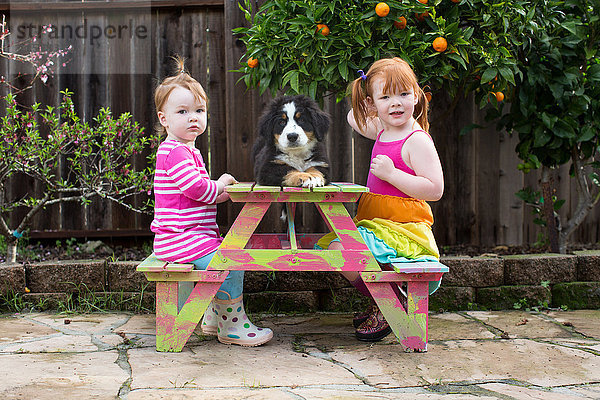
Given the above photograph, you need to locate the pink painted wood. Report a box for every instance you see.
[139,183,447,352]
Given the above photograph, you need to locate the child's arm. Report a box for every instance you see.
[370,133,444,201]
[347,110,381,141]
[165,147,235,204]
[215,173,237,203]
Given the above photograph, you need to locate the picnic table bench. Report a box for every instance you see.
[137,182,448,352]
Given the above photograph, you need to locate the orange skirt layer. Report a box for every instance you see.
[356,192,434,227]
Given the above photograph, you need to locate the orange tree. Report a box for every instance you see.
[235,0,600,252]
[233,0,532,106]
[493,0,600,253]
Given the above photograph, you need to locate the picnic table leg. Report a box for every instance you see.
[155,275,226,352]
[361,273,429,352]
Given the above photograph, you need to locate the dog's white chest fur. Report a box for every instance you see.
[275,151,326,172]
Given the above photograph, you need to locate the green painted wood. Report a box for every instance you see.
[390,262,449,273]
[155,279,225,352]
[140,181,443,352]
[282,186,310,193]
[218,202,270,249]
[224,182,255,192]
[143,270,229,282]
[212,249,380,272]
[315,202,369,250]
[363,277,428,351]
[286,203,297,250]
[251,184,282,193]
[163,263,194,272]
[137,254,168,272]
[361,271,445,283]
[331,182,370,193]
[312,184,341,192]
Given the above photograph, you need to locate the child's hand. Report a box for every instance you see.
[216,191,231,203]
[217,173,238,187]
[370,154,395,181]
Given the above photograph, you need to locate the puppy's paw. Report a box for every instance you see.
[304,167,326,188]
[283,171,312,187]
[302,176,325,188]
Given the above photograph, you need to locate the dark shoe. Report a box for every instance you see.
[355,306,392,342]
[352,302,375,328]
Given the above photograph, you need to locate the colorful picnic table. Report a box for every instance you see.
[137,182,447,352]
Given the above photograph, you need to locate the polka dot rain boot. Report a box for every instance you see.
[214,295,273,346]
[200,301,217,335]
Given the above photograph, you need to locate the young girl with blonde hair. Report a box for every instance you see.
[318,57,444,341]
[151,56,272,346]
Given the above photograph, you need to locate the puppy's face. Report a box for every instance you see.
[274,102,316,153]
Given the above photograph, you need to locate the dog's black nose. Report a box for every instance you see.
[287,133,299,143]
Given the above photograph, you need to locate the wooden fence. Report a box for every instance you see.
[1,0,599,248]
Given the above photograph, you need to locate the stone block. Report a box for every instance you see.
[476,285,551,311]
[573,250,600,281]
[25,260,105,293]
[552,282,600,309]
[430,286,475,311]
[440,256,504,287]
[502,254,576,285]
[0,263,26,293]
[245,290,320,313]
[107,261,152,292]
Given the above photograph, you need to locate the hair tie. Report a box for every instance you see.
[357,69,367,81]
[180,67,186,75]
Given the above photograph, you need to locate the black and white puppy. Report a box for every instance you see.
[252,95,331,188]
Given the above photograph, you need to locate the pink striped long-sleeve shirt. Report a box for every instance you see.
[151,139,222,262]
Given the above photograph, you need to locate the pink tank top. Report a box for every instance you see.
[366,129,427,198]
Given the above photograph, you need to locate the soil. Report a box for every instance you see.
[4,237,600,264]
[2,237,153,264]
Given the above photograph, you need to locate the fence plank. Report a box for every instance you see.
[3,3,599,248]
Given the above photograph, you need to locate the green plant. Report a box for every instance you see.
[0,89,158,263]
[0,15,71,97]
[516,187,565,229]
[494,0,600,253]
[53,281,152,314]
[234,0,531,105]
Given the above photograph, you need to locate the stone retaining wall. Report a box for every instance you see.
[1,250,600,312]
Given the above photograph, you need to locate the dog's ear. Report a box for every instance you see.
[257,106,277,141]
[309,104,330,142]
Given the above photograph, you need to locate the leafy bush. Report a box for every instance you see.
[0,90,157,262]
[233,0,537,105]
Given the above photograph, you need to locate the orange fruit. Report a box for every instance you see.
[451,0,460,2]
[432,37,448,52]
[415,12,429,21]
[316,24,330,36]
[418,0,428,3]
[247,58,258,68]
[393,16,407,29]
[375,2,390,17]
[495,91,504,102]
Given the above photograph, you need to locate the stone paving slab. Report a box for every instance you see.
[1,310,600,398]
[1,351,128,399]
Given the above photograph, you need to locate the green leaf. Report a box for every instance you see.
[578,125,595,142]
[481,68,498,84]
[498,66,515,85]
[587,64,600,82]
[459,123,483,137]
